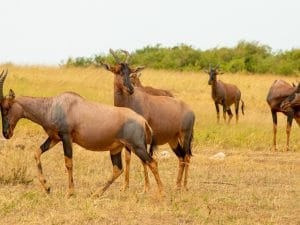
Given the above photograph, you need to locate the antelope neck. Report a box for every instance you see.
[16,96,52,126]
[211,79,218,97]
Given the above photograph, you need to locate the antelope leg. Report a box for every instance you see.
[93,150,123,197]
[34,137,59,194]
[271,110,277,151]
[120,147,131,191]
[60,133,74,198]
[285,110,294,151]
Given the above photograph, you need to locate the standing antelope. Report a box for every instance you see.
[101,49,195,191]
[206,65,244,124]
[0,70,163,197]
[120,50,173,97]
[280,84,300,117]
[267,80,300,151]
[130,73,174,97]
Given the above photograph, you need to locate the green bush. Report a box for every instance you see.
[64,41,300,76]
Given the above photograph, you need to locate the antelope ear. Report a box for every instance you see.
[9,89,15,99]
[129,73,137,78]
[133,66,145,73]
[101,63,112,72]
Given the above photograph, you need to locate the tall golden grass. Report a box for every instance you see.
[0,65,299,224]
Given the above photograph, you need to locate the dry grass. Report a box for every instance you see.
[0,65,299,225]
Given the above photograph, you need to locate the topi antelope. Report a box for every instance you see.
[267,80,300,151]
[0,69,163,197]
[119,50,174,97]
[206,65,244,124]
[280,84,300,114]
[130,72,174,97]
[101,49,195,191]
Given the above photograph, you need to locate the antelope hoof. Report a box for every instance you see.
[42,185,51,194]
[143,185,150,194]
[65,192,74,198]
[65,189,74,198]
[120,184,129,192]
[175,184,182,191]
[91,191,104,198]
[159,189,166,198]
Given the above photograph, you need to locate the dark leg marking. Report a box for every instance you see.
[286,110,294,151]
[271,110,277,151]
[35,137,59,194]
[93,150,123,197]
[172,143,186,159]
[215,102,220,122]
[59,132,74,197]
[171,143,186,189]
[235,100,240,123]
[222,101,227,121]
[40,137,54,153]
[111,151,123,170]
[227,108,233,124]
[59,133,73,159]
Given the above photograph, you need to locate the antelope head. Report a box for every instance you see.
[101,49,145,95]
[207,64,223,85]
[130,72,143,87]
[280,83,300,111]
[0,70,19,139]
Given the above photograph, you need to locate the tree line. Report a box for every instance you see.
[64,41,300,76]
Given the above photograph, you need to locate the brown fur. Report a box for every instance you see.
[0,83,164,196]
[102,53,195,190]
[207,66,244,124]
[266,80,300,151]
[130,73,174,97]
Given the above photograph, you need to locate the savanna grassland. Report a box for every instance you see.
[0,65,299,225]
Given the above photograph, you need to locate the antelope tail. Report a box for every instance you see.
[149,136,157,157]
[145,122,157,156]
[241,99,245,115]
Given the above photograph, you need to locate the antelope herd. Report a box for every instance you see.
[0,49,299,197]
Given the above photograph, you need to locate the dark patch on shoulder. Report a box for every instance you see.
[52,104,69,132]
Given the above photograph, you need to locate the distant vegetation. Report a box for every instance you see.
[64,41,300,76]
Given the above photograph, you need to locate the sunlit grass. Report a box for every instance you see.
[0,65,299,224]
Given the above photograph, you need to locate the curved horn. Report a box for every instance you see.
[0,69,8,100]
[109,49,121,64]
[120,50,130,64]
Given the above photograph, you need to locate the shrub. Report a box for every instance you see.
[64,41,300,76]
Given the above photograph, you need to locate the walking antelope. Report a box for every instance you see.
[206,65,244,124]
[267,80,300,151]
[101,49,195,191]
[0,70,163,197]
